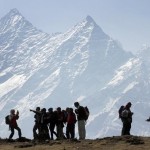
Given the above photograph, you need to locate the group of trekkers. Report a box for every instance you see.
[6,101,150,140]
[6,102,89,141]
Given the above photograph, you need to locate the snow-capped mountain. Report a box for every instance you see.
[87,50,150,138]
[2,8,149,139]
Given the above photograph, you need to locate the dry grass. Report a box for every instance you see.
[0,136,150,150]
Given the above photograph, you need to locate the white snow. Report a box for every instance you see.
[105,38,113,57]
[123,81,138,94]
[11,15,22,26]
[75,96,86,103]
[108,58,140,86]
[0,67,13,77]
[0,74,26,98]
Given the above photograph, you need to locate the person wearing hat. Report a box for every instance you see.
[121,102,134,135]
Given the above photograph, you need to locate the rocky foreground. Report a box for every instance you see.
[0,136,149,150]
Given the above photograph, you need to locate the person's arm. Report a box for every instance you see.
[15,110,19,120]
[30,109,41,114]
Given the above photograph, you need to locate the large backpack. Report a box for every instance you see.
[121,109,129,118]
[118,105,125,119]
[84,106,90,121]
[5,115,10,125]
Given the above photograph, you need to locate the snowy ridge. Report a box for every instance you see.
[86,53,150,138]
[108,58,141,86]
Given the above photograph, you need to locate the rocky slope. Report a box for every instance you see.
[0,136,149,150]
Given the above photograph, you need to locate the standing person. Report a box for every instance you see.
[56,107,64,140]
[47,108,57,140]
[66,108,76,139]
[30,107,41,140]
[65,107,70,138]
[74,102,86,140]
[40,108,50,141]
[121,102,133,135]
[8,109,22,140]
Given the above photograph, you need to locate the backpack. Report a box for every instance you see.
[121,109,129,118]
[5,115,10,125]
[84,106,90,121]
[118,105,124,119]
[68,113,76,124]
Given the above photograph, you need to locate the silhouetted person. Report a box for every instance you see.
[40,108,50,140]
[66,108,70,139]
[74,102,86,140]
[121,102,133,135]
[66,108,76,139]
[56,107,64,140]
[30,107,41,140]
[8,109,22,140]
[47,108,57,140]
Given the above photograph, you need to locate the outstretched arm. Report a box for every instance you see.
[30,109,41,114]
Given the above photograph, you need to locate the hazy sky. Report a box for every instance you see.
[1,0,150,53]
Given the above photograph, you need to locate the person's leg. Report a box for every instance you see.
[15,126,22,138]
[66,124,70,139]
[70,124,75,139]
[50,123,57,140]
[45,125,50,140]
[123,121,129,135]
[122,122,125,135]
[33,123,38,139]
[78,120,85,140]
[126,122,131,135]
[9,126,15,139]
[52,124,58,138]
[81,120,86,139]
[56,124,61,139]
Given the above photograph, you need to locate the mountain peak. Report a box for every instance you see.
[0,8,35,33]
[86,15,95,23]
[6,8,23,19]
[2,8,24,22]
[85,15,98,26]
[9,8,20,15]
